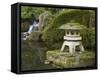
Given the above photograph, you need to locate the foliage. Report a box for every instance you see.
[21,6,96,50]
[21,6,45,19]
[21,6,46,32]
[21,6,56,32]
[42,10,95,50]
[81,28,95,50]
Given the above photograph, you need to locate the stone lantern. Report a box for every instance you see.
[59,22,85,54]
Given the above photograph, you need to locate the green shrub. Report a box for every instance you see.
[21,6,45,19]
[42,10,93,49]
[81,28,95,50]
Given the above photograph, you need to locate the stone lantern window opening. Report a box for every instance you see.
[75,31,80,36]
[71,31,74,35]
[66,31,70,36]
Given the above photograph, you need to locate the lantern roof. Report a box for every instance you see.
[59,22,85,30]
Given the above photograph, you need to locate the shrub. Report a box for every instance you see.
[81,28,95,50]
[42,10,93,49]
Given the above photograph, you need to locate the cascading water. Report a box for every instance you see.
[22,20,39,40]
[28,20,39,34]
[21,11,49,40]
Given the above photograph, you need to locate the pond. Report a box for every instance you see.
[21,39,56,71]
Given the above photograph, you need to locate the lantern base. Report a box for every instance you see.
[60,41,84,54]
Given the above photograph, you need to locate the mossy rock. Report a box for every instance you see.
[46,50,95,68]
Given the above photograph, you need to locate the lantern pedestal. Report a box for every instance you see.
[60,39,84,54]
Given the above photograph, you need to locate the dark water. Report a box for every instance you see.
[21,40,56,71]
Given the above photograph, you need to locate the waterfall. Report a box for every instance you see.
[22,20,39,40]
[21,11,49,40]
[28,20,39,34]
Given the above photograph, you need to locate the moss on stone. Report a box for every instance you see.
[46,50,95,68]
